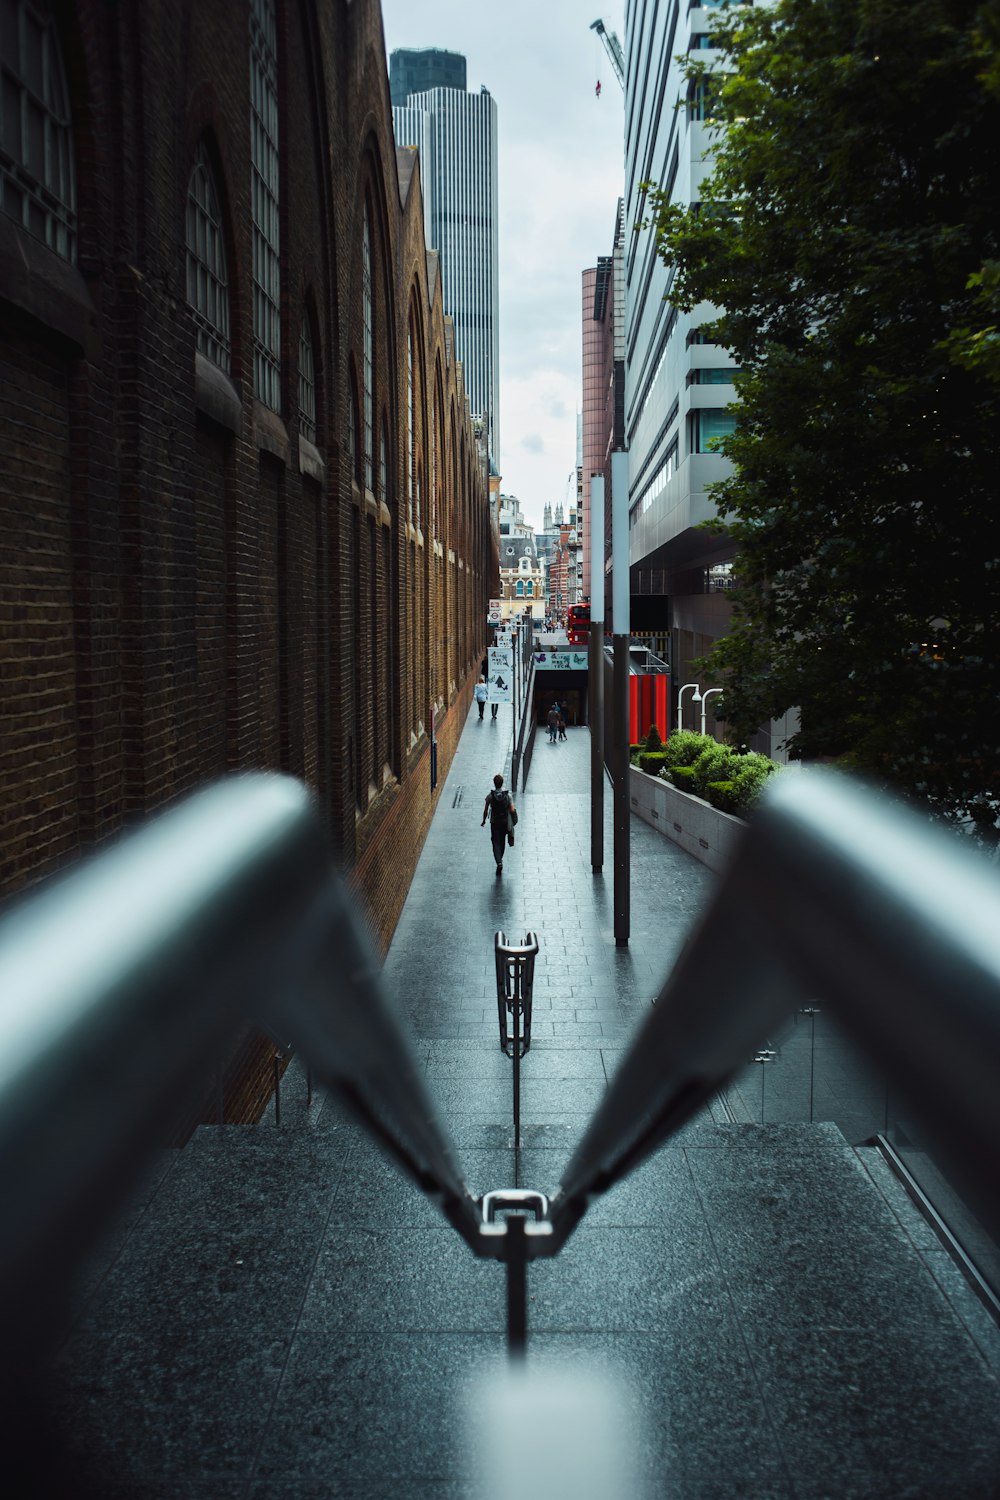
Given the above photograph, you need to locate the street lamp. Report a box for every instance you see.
[699,687,724,737]
[678,682,701,732]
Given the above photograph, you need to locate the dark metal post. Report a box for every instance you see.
[611,451,630,945]
[273,1054,282,1125]
[613,632,630,945]
[589,475,605,874]
[512,973,521,1187]
[505,1213,528,1359]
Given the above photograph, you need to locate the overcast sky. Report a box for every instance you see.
[379,0,627,535]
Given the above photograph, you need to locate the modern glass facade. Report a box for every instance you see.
[389,47,465,108]
[624,0,746,721]
[392,64,499,467]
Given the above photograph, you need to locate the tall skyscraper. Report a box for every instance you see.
[389,47,465,107]
[391,51,499,466]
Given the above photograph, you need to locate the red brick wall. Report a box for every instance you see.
[0,0,494,1123]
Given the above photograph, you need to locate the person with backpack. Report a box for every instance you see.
[481,772,517,876]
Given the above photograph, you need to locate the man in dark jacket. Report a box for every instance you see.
[481,773,516,876]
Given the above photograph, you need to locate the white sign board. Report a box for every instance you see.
[488,599,503,624]
[493,630,514,649]
[487,647,513,702]
[533,651,589,671]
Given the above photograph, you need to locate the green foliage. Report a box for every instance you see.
[642,0,1000,842]
[662,730,716,769]
[644,722,664,752]
[705,780,738,814]
[667,765,698,790]
[690,745,742,799]
[639,751,668,776]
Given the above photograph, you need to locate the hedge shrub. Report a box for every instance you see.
[644,722,664,752]
[668,765,697,789]
[639,751,668,776]
[661,730,715,769]
[690,744,741,798]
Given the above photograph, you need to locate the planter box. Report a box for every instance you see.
[629,765,745,874]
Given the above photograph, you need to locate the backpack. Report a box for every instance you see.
[489,789,510,823]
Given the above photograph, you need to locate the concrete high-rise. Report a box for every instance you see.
[624,1,741,738]
[392,53,499,466]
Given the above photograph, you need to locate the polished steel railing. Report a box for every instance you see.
[1,769,998,1367]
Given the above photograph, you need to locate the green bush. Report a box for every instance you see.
[639,751,668,776]
[705,779,737,813]
[644,722,664,752]
[662,730,715,769]
[668,764,698,789]
[728,754,780,817]
[690,744,741,798]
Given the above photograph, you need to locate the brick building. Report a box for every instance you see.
[0,0,497,1118]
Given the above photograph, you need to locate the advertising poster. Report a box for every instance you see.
[487,646,514,703]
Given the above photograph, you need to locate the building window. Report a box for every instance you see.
[0,0,76,260]
[298,316,316,444]
[185,144,230,372]
[516,580,524,597]
[525,581,534,598]
[362,205,374,490]
[250,0,280,411]
[348,378,358,480]
[690,367,740,384]
[688,79,718,122]
[407,325,414,525]
[689,409,736,454]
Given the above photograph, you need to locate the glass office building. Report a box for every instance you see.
[392,54,499,467]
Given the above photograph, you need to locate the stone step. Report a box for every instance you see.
[50,1114,1000,1498]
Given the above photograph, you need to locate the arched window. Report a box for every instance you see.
[406,323,414,525]
[525,581,534,598]
[362,204,374,490]
[516,580,524,597]
[0,0,76,261]
[250,0,280,410]
[298,316,316,443]
[348,377,358,480]
[186,144,230,372]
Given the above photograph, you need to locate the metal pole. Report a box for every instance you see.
[611,451,630,945]
[589,475,605,874]
[506,1213,528,1359]
[512,962,521,1187]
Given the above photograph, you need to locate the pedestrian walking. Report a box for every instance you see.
[482,773,517,876]
[546,705,559,742]
[558,713,567,741]
[474,676,488,720]
[490,695,499,720]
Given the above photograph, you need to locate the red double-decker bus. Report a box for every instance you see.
[566,602,591,645]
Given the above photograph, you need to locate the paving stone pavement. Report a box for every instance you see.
[50,702,1000,1498]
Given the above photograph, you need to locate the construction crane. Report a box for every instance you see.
[590,18,625,93]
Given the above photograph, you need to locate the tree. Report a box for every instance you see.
[643,0,1000,839]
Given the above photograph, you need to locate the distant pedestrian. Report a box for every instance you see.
[474,676,488,720]
[482,773,517,876]
[546,705,559,742]
[558,713,567,741]
[491,696,499,720]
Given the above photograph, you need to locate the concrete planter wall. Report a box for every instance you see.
[629,765,745,873]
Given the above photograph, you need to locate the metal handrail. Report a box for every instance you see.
[0,775,480,1351]
[3,767,999,1357]
[548,771,1000,1254]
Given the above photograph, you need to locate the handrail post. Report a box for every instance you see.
[512,970,521,1186]
[506,1213,528,1359]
